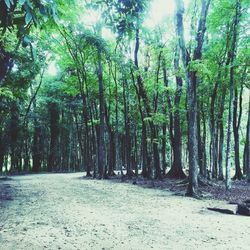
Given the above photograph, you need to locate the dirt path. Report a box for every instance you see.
[0,173,249,250]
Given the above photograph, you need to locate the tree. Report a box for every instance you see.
[244,96,250,182]
[0,0,57,84]
[175,0,211,196]
[225,0,240,190]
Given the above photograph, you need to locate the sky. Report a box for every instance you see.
[47,61,57,76]
[144,0,177,28]
[83,0,190,28]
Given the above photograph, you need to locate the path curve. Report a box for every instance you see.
[0,173,249,250]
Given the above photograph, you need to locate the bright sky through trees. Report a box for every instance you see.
[144,0,190,28]
[47,61,57,76]
[144,0,176,28]
[48,0,190,75]
[79,0,190,35]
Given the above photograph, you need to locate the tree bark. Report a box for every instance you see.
[122,79,133,177]
[97,46,105,178]
[48,102,60,172]
[166,46,186,179]
[232,85,243,180]
[10,102,20,173]
[244,95,250,182]
[225,0,240,190]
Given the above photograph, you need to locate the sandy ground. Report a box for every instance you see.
[0,173,249,250]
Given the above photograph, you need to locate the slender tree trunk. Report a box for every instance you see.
[233,85,243,180]
[32,121,42,172]
[141,121,149,177]
[161,124,167,176]
[104,102,116,176]
[131,75,149,178]
[110,60,119,173]
[97,46,105,178]
[31,84,41,173]
[89,104,97,177]
[162,64,174,148]
[244,95,250,182]
[225,0,240,190]
[197,102,203,175]
[201,107,207,177]
[210,79,219,178]
[122,79,133,177]
[48,102,60,172]
[217,85,227,180]
[10,102,19,173]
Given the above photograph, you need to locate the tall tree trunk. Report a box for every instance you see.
[142,120,149,177]
[217,85,227,180]
[131,68,150,178]
[32,121,42,172]
[79,72,92,176]
[104,102,116,176]
[201,106,207,177]
[210,79,219,178]
[176,0,210,196]
[122,79,133,177]
[10,102,19,173]
[31,85,41,173]
[225,0,240,190]
[161,123,167,176]
[244,95,250,182]
[89,104,97,177]
[109,60,119,173]
[97,46,105,178]
[48,102,60,172]
[197,102,203,176]
[232,85,243,180]
[134,28,161,179]
[166,46,186,179]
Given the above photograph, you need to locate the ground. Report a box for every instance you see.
[0,173,249,250]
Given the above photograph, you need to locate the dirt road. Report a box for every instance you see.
[0,173,249,250]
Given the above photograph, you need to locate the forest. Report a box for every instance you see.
[0,0,250,249]
[1,0,249,195]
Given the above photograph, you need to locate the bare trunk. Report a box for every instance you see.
[97,47,105,178]
[166,46,186,179]
[232,85,243,180]
[48,102,60,172]
[122,79,133,177]
[225,0,240,190]
[244,95,250,182]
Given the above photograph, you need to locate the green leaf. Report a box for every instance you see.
[0,87,14,99]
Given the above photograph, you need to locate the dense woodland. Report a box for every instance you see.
[0,0,249,197]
